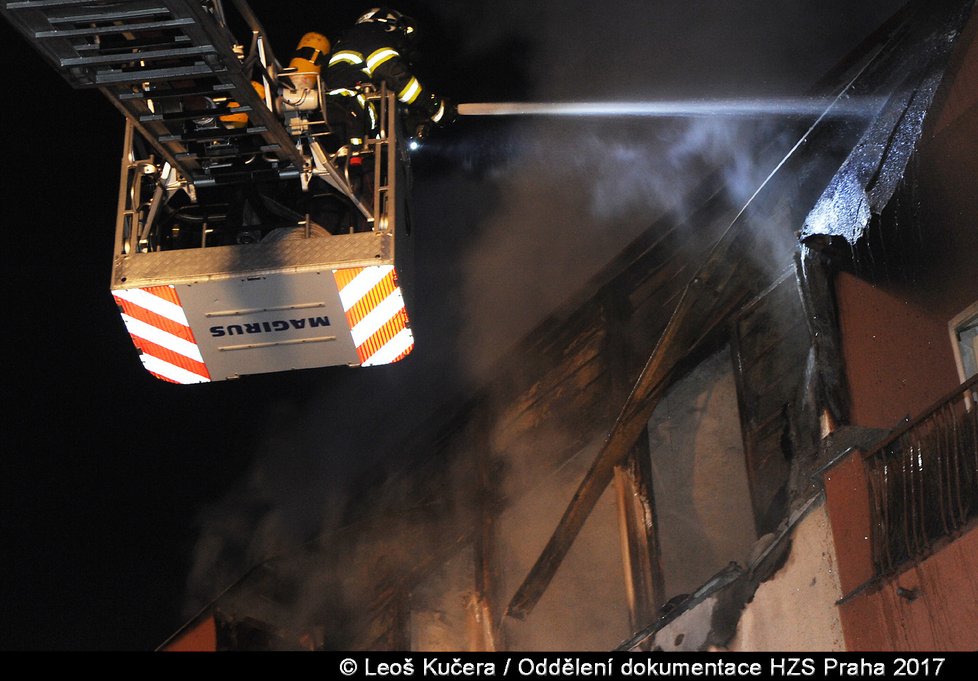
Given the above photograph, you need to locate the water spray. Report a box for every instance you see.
[457,97,885,119]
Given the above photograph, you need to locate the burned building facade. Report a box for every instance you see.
[164,0,977,652]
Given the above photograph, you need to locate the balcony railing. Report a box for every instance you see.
[865,374,978,577]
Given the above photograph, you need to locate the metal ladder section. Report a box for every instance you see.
[2,0,305,185]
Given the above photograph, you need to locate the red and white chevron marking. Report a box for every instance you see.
[112,285,211,384]
[333,265,414,366]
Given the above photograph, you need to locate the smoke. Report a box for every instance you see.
[451,112,787,380]
[494,432,634,649]
[183,419,351,614]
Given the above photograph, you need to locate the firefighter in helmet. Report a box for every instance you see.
[324,7,455,148]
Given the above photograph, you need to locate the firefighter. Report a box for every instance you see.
[324,7,455,148]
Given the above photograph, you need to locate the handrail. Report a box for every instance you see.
[864,375,978,579]
[836,376,977,603]
[862,373,977,459]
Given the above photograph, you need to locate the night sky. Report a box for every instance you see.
[2,0,909,650]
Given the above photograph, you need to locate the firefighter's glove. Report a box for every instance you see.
[432,98,457,127]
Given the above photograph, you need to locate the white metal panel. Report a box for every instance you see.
[177,270,360,380]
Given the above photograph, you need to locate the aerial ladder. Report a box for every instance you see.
[2,0,415,383]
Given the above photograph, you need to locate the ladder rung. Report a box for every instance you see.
[177,143,282,161]
[46,4,170,25]
[94,62,219,85]
[119,82,234,100]
[62,44,214,67]
[160,126,268,143]
[34,18,194,39]
[5,1,96,8]
[140,105,251,122]
[206,168,291,185]
[192,167,302,186]
[179,149,236,160]
[75,35,190,53]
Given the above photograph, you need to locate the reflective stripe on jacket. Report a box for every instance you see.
[325,23,443,121]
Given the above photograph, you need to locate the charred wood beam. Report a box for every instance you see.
[466,593,498,652]
[473,410,502,651]
[602,286,666,633]
[613,437,665,635]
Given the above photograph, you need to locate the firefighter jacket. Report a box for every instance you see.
[325,23,448,124]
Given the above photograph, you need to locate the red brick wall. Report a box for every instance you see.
[822,454,874,596]
[837,525,978,651]
[835,272,960,430]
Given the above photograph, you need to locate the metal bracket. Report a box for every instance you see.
[307,140,374,222]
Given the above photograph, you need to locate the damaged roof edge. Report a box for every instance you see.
[801,0,975,244]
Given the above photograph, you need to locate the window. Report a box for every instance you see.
[950,302,978,382]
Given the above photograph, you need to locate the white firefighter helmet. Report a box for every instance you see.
[356,7,417,37]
